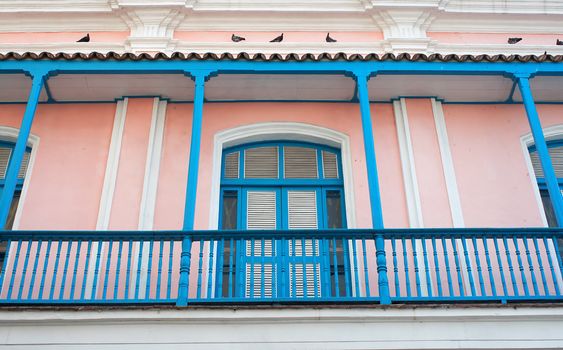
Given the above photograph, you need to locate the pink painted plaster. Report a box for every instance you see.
[0,31,129,43]
[428,32,561,45]
[153,104,193,230]
[443,104,563,227]
[174,31,384,43]
[407,99,453,227]
[0,103,115,230]
[109,98,154,230]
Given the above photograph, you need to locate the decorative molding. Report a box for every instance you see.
[0,307,562,349]
[0,126,40,230]
[393,99,423,228]
[519,124,563,228]
[209,122,356,230]
[431,98,464,228]
[96,98,128,230]
[393,99,430,296]
[138,98,167,230]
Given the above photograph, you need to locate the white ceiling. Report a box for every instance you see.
[0,74,49,102]
[368,74,514,102]
[205,74,355,101]
[0,73,562,104]
[512,76,563,102]
[48,74,195,101]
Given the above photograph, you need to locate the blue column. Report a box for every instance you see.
[0,72,46,228]
[183,73,207,230]
[516,75,563,226]
[355,72,384,228]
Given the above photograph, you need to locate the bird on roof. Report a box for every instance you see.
[557,39,563,45]
[270,33,284,42]
[77,34,90,42]
[326,33,337,43]
[231,34,246,42]
[507,37,522,44]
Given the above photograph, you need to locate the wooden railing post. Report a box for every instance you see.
[375,234,391,304]
[176,235,193,306]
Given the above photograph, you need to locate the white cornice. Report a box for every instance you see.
[2,41,563,56]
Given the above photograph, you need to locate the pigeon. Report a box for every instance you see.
[231,34,246,42]
[326,33,337,43]
[77,33,90,43]
[508,37,522,44]
[557,39,563,46]
[269,33,284,43]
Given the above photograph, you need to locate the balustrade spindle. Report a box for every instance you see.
[482,238,496,297]
[18,240,33,300]
[27,240,42,300]
[431,238,442,297]
[512,237,530,297]
[492,238,508,298]
[176,236,192,307]
[522,237,539,296]
[69,240,82,300]
[532,238,549,295]
[38,240,52,300]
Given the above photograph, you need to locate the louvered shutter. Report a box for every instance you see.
[287,190,318,229]
[224,151,239,179]
[284,146,318,179]
[530,146,563,178]
[0,148,11,179]
[245,190,277,297]
[18,152,31,178]
[287,190,321,297]
[0,148,31,180]
[322,151,339,179]
[244,146,278,178]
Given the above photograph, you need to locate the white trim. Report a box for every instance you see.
[519,124,563,291]
[393,99,424,228]
[0,306,562,349]
[0,126,40,230]
[209,122,356,229]
[393,99,430,296]
[431,98,465,228]
[519,123,563,227]
[96,98,127,230]
[138,98,167,230]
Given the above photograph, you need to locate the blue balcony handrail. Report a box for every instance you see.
[0,228,561,306]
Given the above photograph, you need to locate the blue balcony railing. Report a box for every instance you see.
[0,228,561,305]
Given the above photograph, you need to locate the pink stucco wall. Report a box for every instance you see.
[443,103,563,227]
[174,31,384,42]
[109,98,154,230]
[407,99,453,227]
[0,103,115,230]
[428,32,561,45]
[153,103,193,230]
[0,32,129,43]
[194,103,407,230]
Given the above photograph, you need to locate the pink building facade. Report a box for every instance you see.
[0,1,562,348]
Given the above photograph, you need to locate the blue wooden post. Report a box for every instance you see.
[0,72,46,228]
[177,235,193,306]
[355,71,384,228]
[516,74,563,226]
[183,72,208,230]
[355,70,390,303]
[375,234,391,304]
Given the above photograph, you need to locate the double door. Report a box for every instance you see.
[219,186,346,299]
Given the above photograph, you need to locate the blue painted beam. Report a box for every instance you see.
[182,73,207,230]
[516,75,563,227]
[1,59,563,77]
[0,73,45,228]
[355,72,384,229]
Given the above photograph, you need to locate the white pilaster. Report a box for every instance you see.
[430,98,465,227]
[138,98,167,230]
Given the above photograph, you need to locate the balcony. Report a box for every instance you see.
[0,228,561,305]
